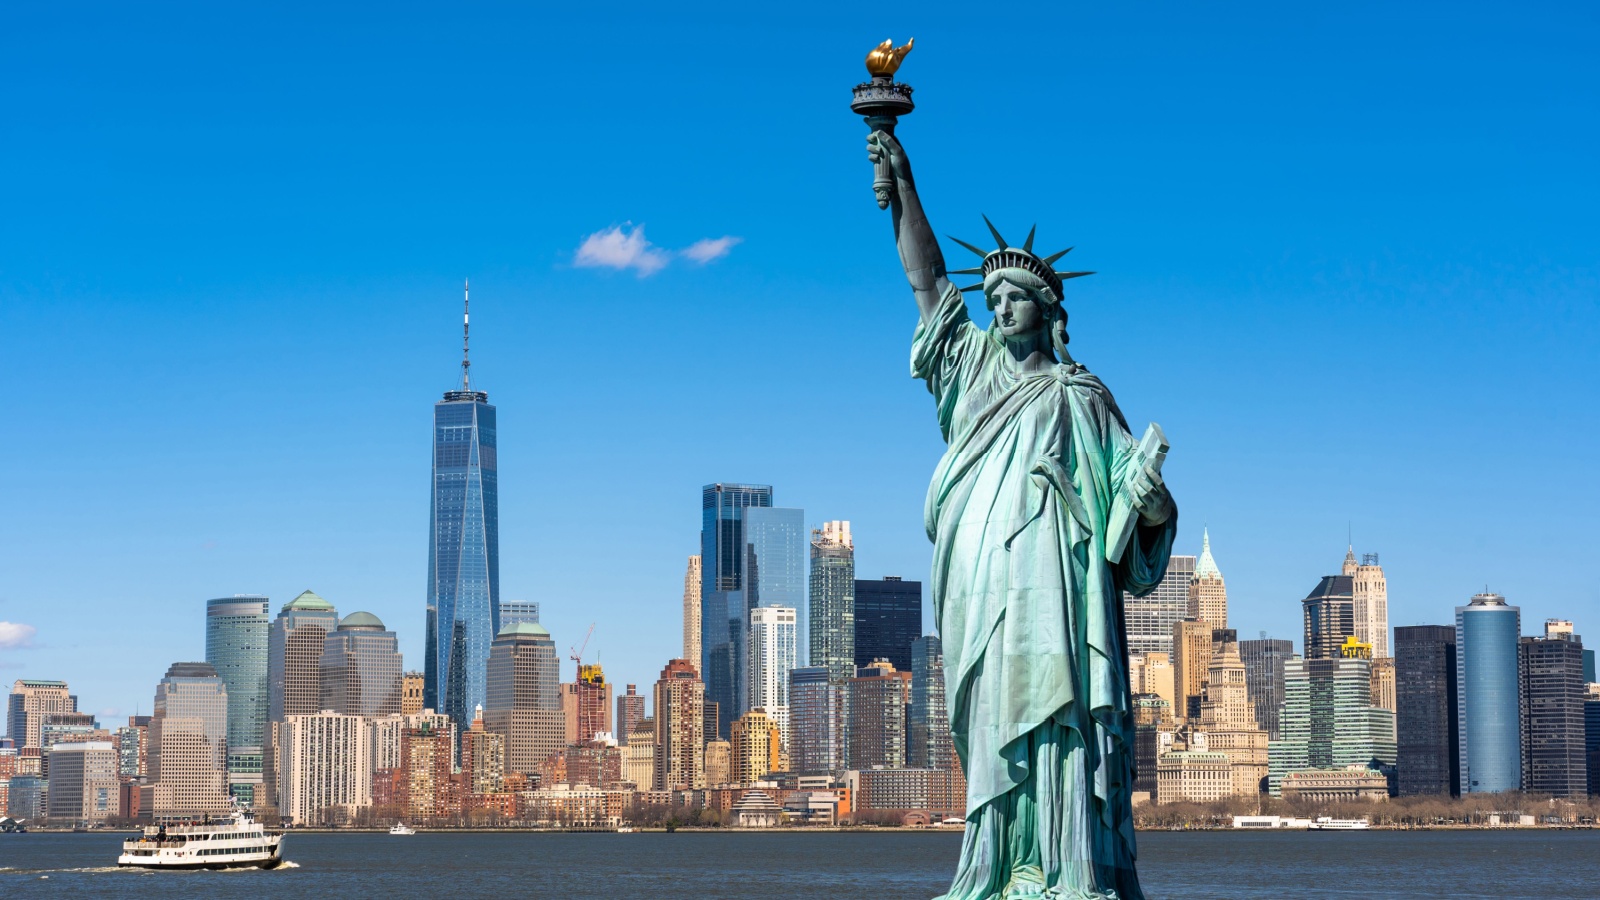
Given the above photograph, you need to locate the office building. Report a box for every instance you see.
[276,711,371,824]
[145,662,231,819]
[320,612,403,717]
[1197,629,1269,796]
[622,717,655,789]
[748,606,797,748]
[499,600,540,628]
[700,483,775,735]
[116,715,151,778]
[484,622,564,777]
[1125,555,1196,656]
[1267,656,1396,795]
[1585,685,1600,797]
[849,660,912,770]
[205,595,269,806]
[426,290,501,728]
[400,672,425,716]
[653,659,705,791]
[7,679,74,750]
[789,666,847,775]
[1187,528,1227,627]
[1302,570,1355,661]
[745,506,809,663]
[1239,637,1294,740]
[730,708,782,785]
[810,521,856,683]
[1370,656,1396,712]
[1347,548,1390,659]
[682,555,702,668]
[616,684,645,747]
[854,576,922,673]
[908,635,953,770]
[1156,751,1232,804]
[1456,592,1521,794]
[1172,620,1214,722]
[1394,625,1459,796]
[1519,623,1587,797]
[44,740,117,823]
[268,591,339,723]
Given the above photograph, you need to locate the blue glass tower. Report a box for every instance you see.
[426,282,500,729]
[1456,592,1521,794]
[205,595,269,805]
[700,483,773,737]
[744,506,808,664]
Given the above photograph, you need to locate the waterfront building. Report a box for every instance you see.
[1347,549,1390,659]
[703,739,731,788]
[849,660,911,770]
[1172,620,1214,722]
[1519,622,1587,797]
[277,711,371,825]
[729,789,784,827]
[499,600,540,628]
[44,740,117,823]
[1198,629,1269,796]
[484,622,564,778]
[265,590,337,810]
[116,715,151,778]
[7,773,44,820]
[748,606,797,750]
[400,672,425,715]
[563,736,623,788]
[562,664,613,745]
[847,767,963,818]
[616,684,645,747]
[653,658,705,791]
[369,710,454,774]
[426,294,501,728]
[854,576,922,672]
[682,555,702,669]
[1585,684,1600,796]
[1124,555,1195,656]
[205,595,269,806]
[809,521,856,683]
[1455,592,1521,794]
[789,666,847,775]
[39,712,102,760]
[1267,656,1396,796]
[731,709,782,785]
[1279,765,1390,803]
[1394,625,1459,796]
[622,717,655,788]
[700,483,775,736]
[745,506,809,664]
[146,662,231,819]
[1239,637,1294,740]
[1302,571,1355,661]
[1156,750,1232,804]
[399,718,454,821]
[1187,528,1227,628]
[320,612,403,717]
[6,679,74,750]
[462,707,506,795]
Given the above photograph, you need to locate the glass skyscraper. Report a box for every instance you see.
[1124,555,1195,656]
[1239,636,1295,740]
[1455,592,1521,794]
[205,595,269,805]
[1394,624,1459,796]
[426,300,500,729]
[854,576,922,672]
[700,483,774,737]
[743,506,808,663]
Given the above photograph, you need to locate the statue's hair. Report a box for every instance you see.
[984,267,1072,361]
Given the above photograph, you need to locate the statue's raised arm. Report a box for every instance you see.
[866,130,949,321]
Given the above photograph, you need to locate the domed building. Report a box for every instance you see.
[320,610,403,717]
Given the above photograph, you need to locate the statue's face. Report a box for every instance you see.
[990,280,1047,339]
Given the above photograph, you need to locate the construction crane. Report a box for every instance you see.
[570,622,596,678]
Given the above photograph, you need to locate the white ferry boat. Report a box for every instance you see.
[389,822,416,835]
[118,809,284,869]
[1308,816,1371,831]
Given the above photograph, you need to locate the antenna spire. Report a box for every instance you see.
[461,278,471,390]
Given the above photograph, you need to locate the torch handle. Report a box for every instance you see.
[865,114,898,210]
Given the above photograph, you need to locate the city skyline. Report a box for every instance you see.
[4,5,1598,723]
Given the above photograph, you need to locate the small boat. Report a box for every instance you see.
[118,808,283,869]
[615,826,635,833]
[389,822,416,835]
[1308,816,1371,831]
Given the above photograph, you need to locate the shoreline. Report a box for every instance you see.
[13,824,1596,835]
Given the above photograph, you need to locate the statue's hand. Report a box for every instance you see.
[866,130,912,188]
[1129,469,1174,527]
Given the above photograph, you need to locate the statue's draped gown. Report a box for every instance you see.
[913,283,1176,900]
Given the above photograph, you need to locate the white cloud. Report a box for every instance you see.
[682,235,742,264]
[574,224,671,277]
[0,621,36,649]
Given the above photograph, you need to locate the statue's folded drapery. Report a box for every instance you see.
[913,282,1176,900]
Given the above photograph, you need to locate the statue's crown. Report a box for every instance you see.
[949,217,1093,299]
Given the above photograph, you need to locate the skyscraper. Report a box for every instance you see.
[1394,625,1459,796]
[909,634,954,772]
[1455,592,1521,794]
[6,679,74,750]
[616,684,645,747]
[276,711,371,825]
[700,483,774,735]
[499,601,540,629]
[1519,622,1587,797]
[744,507,808,661]
[1348,548,1390,659]
[1267,655,1396,795]
[1198,629,1269,797]
[205,595,269,806]
[788,666,847,775]
[1124,555,1196,656]
[45,741,117,824]
[1585,685,1600,797]
[854,576,922,672]
[809,521,856,683]
[1302,571,1355,661]
[1187,529,1227,628]
[320,612,404,717]
[146,662,231,819]
[748,605,797,752]
[653,658,705,791]
[849,659,912,770]
[682,555,702,668]
[1172,620,1215,722]
[484,622,564,777]
[730,708,782,785]
[427,283,500,728]
[1239,637,1294,740]
[563,664,612,745]
[265,590,337,811]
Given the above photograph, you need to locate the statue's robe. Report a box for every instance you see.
[913,282,1176,900]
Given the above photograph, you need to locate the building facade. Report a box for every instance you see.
[484,622,564,777]
[908,635,952,770]
[849,660,912,770]
[730,708,782,785]
[277,711,371,824]
[700,483,775,735]
[205,595,269,805]
[1302,573,1355,661]
[616,684,645,747]
[1394,624,1459,796]
[809,521,856,683]
[146,662,231,819]
[682,554,702,669]
[320,612,403,717]
[748,605,797,750]
[1347,548,1390,659]
[744,506,809,665]
[1267,656,1396,795]
[1456,593,1521,794]
[1239,637,1294,740]
[653,658,705,791]
[45,740,117,823]
[1187,529,1227,627]
[853,577,922,673]
[7,679,74,750]
[562,664,613,746]
[1519,624,1587,797]
[789,666,847,775]
[499,600,540,629]
[1125,555,1195,657]
[1172,620,1215,722]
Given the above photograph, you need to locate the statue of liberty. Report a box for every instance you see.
[862,58,1178,900]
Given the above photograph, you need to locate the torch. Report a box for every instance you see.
[852,39,916,209]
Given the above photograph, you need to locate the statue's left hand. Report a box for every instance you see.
[1129,469,1174,527]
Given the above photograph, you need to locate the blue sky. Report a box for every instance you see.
[2,2,1596,721]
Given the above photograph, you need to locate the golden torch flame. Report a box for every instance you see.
[865,38,914,78]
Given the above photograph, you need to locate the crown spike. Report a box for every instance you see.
[1023,224,1037,253]
[1043,247,1073,265]
[1055,270,1096,280]
[949,266,985,276]
[982,215,1008,249]
[958,283,987,293]
[948,236,990,259]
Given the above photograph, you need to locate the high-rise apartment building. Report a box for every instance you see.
[700,483,775,735]
[1394,625,1459,796]
[809,521,856,683]
[45,740,117,823]
[653,659,705,791]
[319,612,403,717]
[849,660,912,770]
[748,606,797,751]
[1586,685,1600,797]
[1239,637,1294,740]
[398,718,454,821]
[427,288,500,728]
[909,635,954,771]
[276,711,371,825]
[1456,592,1521,794]
[854,576,922,673]
[1519,623,1587,797]
[205,595,268,805]
[484,622,564,777]
[1172,620,1214,722]
[1302,571,1355,661]
[616,684,645,747]
[704,739,731,788]
[682,555,702,668]
[116,715,151,778]
[7,680,74,750]
[730,708,782,785]
[1187,529,1227,628]
[622,717,655,789]
[462,708,507,795]
[1347,548,1390,659]
[499,601,540,629]
[400,672,425,716]
[1125,555,1195,656]
[562,664,612,745]
[1267,656,1396,795]
[789,666,847,775]
[146,662,231,819]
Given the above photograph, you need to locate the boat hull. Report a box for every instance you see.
[118,854,283,870]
